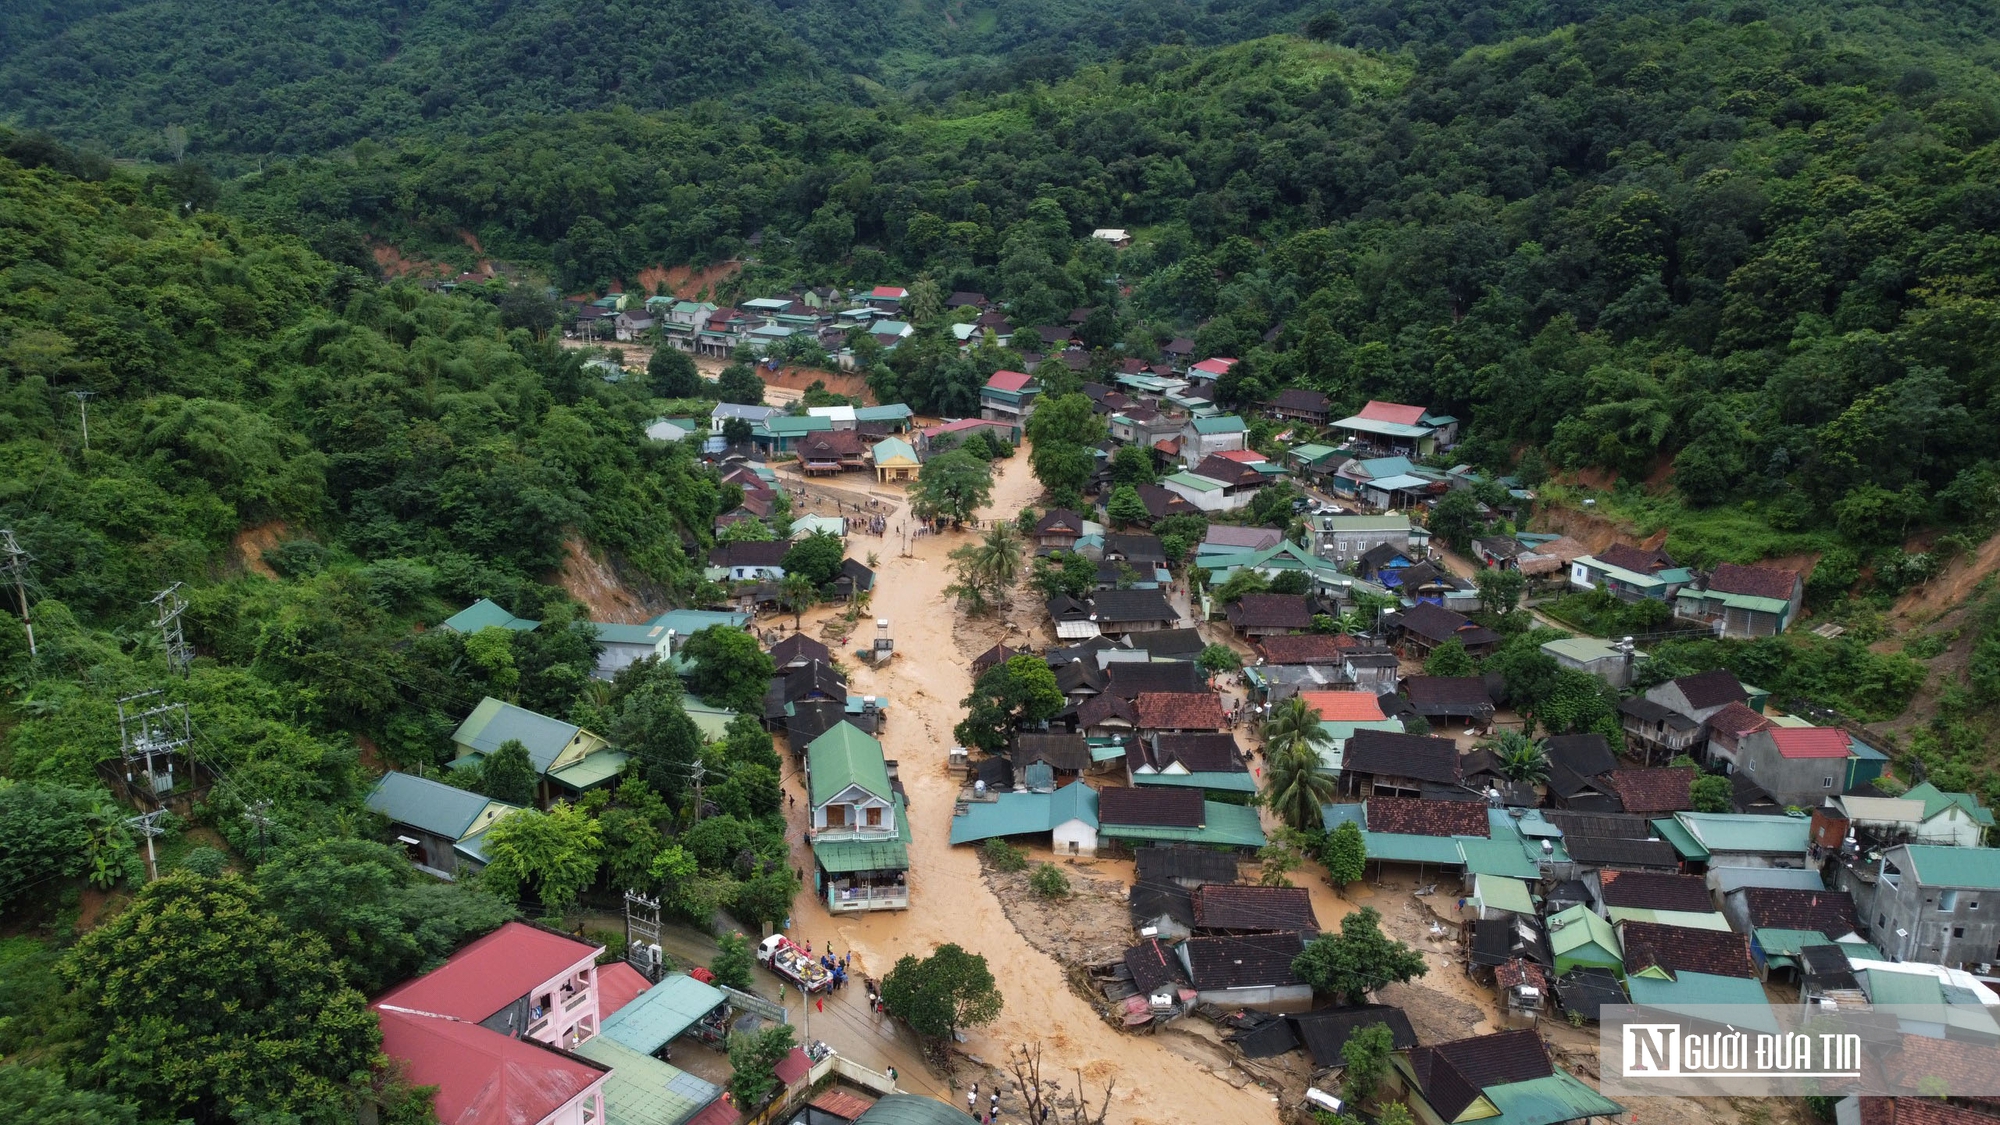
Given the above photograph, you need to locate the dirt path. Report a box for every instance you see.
[769,442,1288,1125]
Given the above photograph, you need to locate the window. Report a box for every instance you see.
[1822,777,1834,788]
[825,805,846,827]
[1879,915,1887,928]
[1942,890,1960,911]
[1973,902,1980,911]
[865,805,883,827]
[1955,927,1966,938]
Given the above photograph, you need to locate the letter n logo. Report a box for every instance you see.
[1623,1025,1680,1076]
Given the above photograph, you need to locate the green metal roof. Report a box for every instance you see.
[549,749,631,791]
[1133,771,1260,794]
[678,695,735,741]
[1899,844,2000,888]
[1161,471,1221,492]
[762,415,834,437]
[855,404,914,421]
[1860,968,1944,1006]
[1480,1070,1623,1125]
[807,722,890,806]
[1539,637,1633,663]
[1650,816,1709,861]
[948,783,1100,845]
[1314,514,1412,531]
[1753,928,1833,957]
[1606,907,1732,931]
[855,1095,972,1125]
[600,973,730,1056]
[647,609,751,634]
[1288,443,1338,462]
[1459,836,1541,880]
[1623,971,1779,1033]
[593,622,677,646]
[442,598,539,633]
[1471,874,1535,914]
[452,697,584,772]
[815,833,909,876]
[1362,831,1465,865]
[1674,811,1807,855]
[871,437,919,464]
[574,1034,721,1125]
[1191,415,1246,435]
[1548,905,1621,961]
[1333,415,1431,439]
[1575,556,1673,590]
[1098,801,1267,848]
[1676,588,1791,615]
[365,771,511,839]
[1902,782,1996,826]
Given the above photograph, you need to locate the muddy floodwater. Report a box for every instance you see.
[763,445,1289,1124]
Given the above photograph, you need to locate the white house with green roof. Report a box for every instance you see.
[806,721,908,911]
[449,696,624,804]
[364,770,522,879]
[1898,782,1995,848]
[1160,470,1244,512]
[1178,414,1247,466]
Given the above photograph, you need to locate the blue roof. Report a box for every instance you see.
[442,598,539,633]
[365,771,507,839]
[600,974,730,1055]
[647,609,752,634]
[1623,971,1778,1033]
[451,697,582,772]
[949,782,1099,844]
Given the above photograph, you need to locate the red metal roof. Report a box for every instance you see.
[1210,448,1265,463]
[1191,357,1237,375]
[869,286,907,298]
[985,369,1033,392]
[596,961,652,1019]
[1298,691,1386,723]
[375,922,599,1022]
[377,1008,607,1125]
[1770,726,1852,759]
[1356,400,1427,425]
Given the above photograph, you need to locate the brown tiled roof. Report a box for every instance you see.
[1672,669,1747,710]
[1598,870,1715,913]
[811,1090,877,1121]
[1258,633,1357,665]
[1267,388,1331,412]
[1709,562,1799,601]
[1878,1041,2000,1103]
[1608,767,1695,814]
[1106,662,1206,699]
[1124,937,1190,993]
[1012,732,1092,772]
[1494,958,1548,992]
[709,540,789,567]
[1134,847,1238,886]
[1402,676,1496,717]
[1618,920,1756,978]
[971,643,1018,673]
[1150,733,1244,773]
[1543,734,1617,778]
[797,429,864,459]
[1290,1005,1418,1068]
[1345,731,1462,785]
[1740,887,1859,935]
[1192,884,1320,935]
[1226,594,1315,630]
[1076,693,1138,727]
[1706,701,1771,738]
[1397,601,1476,643]
[1099,786,1205,828]
[1190,454,1265,488]
[1134,692,1229,731]
[1036,508,1085,534]
[1136,483,1195,520]
[1409,1030,1554,1121]
[1366,796,1489,838]
[1183,932,1305,991]
[1598,543,1675,574]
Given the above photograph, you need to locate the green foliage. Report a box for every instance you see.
[478,738,538,805]
[679,626,777,716]
[1213,569,1271,604]
[62,874,380,1121]
[912,451,994,527]
[1340,1022,1396,1107]
[954,654,1065,754]
[1423,638,1475,678]
[477,802,603,916]
[1322,820,1366,888]
[0,783,139,910]
[1029,862,1070,898]
[1262,697,1337,831]
[982,839,1028,872]
[945,524,1025,613]
[880,943,1003,1044]
[1691,773,1733,813]
[0,1065,139,1125]
[257,838,514,994]
[1291,906,1428,1004]
[1198,644,1243,674]
[716,363,766,406]
[1030,550,1098,600]
[1428,491,1482,555]
[782,531,847,590]
[1107,485,1149,528]
[1543,589,1673,637]
[710,932,755,991]
[1269,570,1312,596]
[1475,568,1525,617]
[649,349,702,399]
[727,1023,798,1110]
[1109,443,1157,486]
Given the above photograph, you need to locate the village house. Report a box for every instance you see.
[1313,512,1422,563]
[770,633,834,671]
[364,771,520,880]
[1540,636,1647,689]
[948,781,1101,858]
[449,697,623,805]
[1108,406,1185,450]
[708,539,789,581]
[807,721,909,912]
[1191,884,1320,937]
[1656,811,1810,868]
[1225,593,1315,639]
[1263,388,1332,425]
[1567,543,1693,603]
[1340,729,1462,799]
[1329,399,1460,457]
[1126,731,1256,797]
[1617,697,1702,764]
[1085,588,1180,636]
[1133,692,1230,735]
[1606,767,1695,817]
[1391,602,1502,659]
[1400,675,1496,730]
[755,413,835,454]
[1676,562,1805,638]
[1848,845,2000,968]
[980,369,1041,424]
[870,435,921,482]
[796,428,869,476]
[1097,785,1266,852]
[657,300,718,352]
[1179,932,1312,1012]
[1720,886,1863,979]
[1178,414,1248,465]
[1159,467,1253,513]
[1386,1030,1620,1125]
[1716,724,1857,806]
[441,597,540,634]
[1034,508,1086,551]
[1648,668,1755,729]
[1090,228,1133,248]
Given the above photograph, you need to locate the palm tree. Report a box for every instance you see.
[779,572,820,629]
[1488,729,1550,785]
[1261,697,1337,831]
[968,523,1023,604]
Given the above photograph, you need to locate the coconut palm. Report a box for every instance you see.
[1487,729,1551,785]
[779,572,820,629]
[1261,697,1337,832]
[970,523,1023,594]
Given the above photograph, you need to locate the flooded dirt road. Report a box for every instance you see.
[771,443,1288,1124]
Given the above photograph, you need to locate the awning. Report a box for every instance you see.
[551,750,631,791]
[813,838,910,874]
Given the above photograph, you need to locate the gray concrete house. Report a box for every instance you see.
[1848,844,2000,970]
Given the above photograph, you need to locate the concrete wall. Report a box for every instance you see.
[1193,983,1314,1013]
[1873,847,2000,968]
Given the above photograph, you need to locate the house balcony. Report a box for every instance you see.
[828,883,908,912]
[813,824,897,843]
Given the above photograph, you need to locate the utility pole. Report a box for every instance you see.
[0,530,32,657]
[688,760,707,824]
[126,809,168,882]
[117,690,191,800]
[71,390,93,453]
[150,582,193,677]
[242,800,274,857]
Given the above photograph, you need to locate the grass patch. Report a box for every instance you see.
[1539,484,1835,567]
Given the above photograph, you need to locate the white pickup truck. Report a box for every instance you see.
[757,935,833,992]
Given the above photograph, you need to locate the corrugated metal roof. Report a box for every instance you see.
[1753,928,1834,957]
[377,1008,607,1125]
[1547,905,1621,960]
[948,783,1100,844]
[1191,415,1246,434]
[1900,844,2000,889]
[366,771,505,839]
[1460,837,1541,880]
[853,1094,976,1125]
[442,598,540,633]
[575,1034,721,1125]
[1675,812,1807,854]
[1471,875,1535,914]
[1606,907,1733,931]
[1651,817,1710,861]
[1481,1070,1624,1125]
[1623,971,1779,1032]
[600,974,730,1056]
[375,922,599,1022]
[807,722,890,806]
[1361,831,1466,865]
[1099,801,1266,848]
[453,697,582,772]
[1133,771,1259,793]
[550,750,630,791]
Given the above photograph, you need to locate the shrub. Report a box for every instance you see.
[983,839,1028,872]
[1029,863,1070,898]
